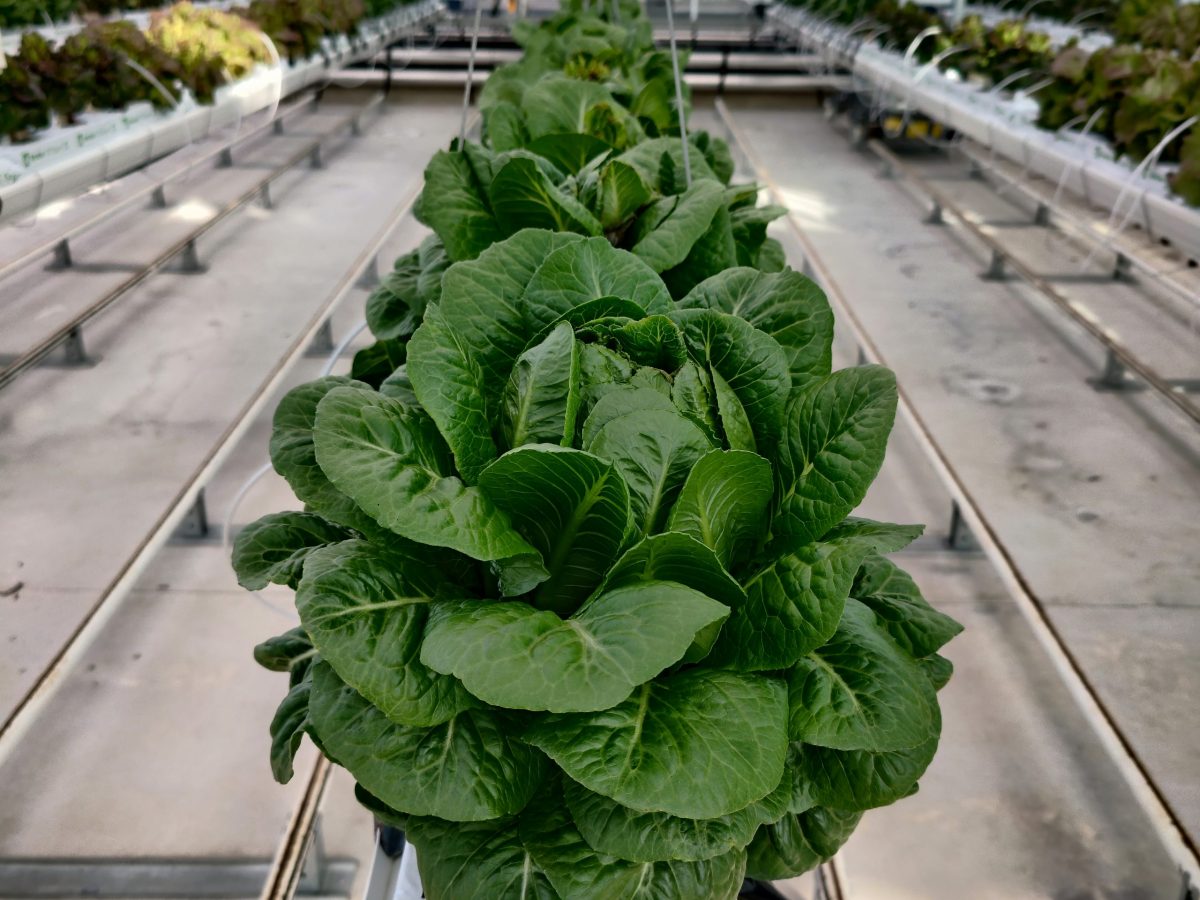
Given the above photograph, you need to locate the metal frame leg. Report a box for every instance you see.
[178,240,205,274]
[306,318,336,357]
[948,500,979,552]
[61,328,88,366]
[296,818,327,895]
[982,249,1006,280]
[1099,349,1128,389]
[356,254,380,290]
[176,488,210,540]
[50,239,73,270]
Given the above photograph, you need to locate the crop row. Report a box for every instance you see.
[230,0,962,897]
[0,0,421,142]
[784,0,1199,205]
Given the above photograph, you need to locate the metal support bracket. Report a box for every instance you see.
[296,818,327,895]
[259,183,273,211]
[1179,868,1197,900]
[306,318,336,357]
[177,240,206,274]
[175,489,211,540]
[948,500,980,552]
[356,254,380,290]
[982,248,1007,280]
[1098,349,1129,390]
[925,202,944,225]
[310,144,324,169]
[273,118,286,136]
[1033,202,1050,226]
[151,185,168,209]
[1113,252,1132,281]
[61,327,88,367]
[217,147,234,168]
[49,238,73,270]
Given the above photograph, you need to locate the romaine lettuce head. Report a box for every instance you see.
[237,230,960,898]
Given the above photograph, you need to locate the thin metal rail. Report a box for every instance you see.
[714,96,1200,894]
[865,138,1200,428]
[0,91,320,284]
[259,756,333,900]
[0,94,383,394]
[0,126,432,770]
[950,141,1200,316]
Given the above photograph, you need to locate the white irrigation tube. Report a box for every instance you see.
[714,96,1200,893]
[663,0,691,187]
[903,26,941,65]
[221,317,369,619]
[459,3,483,146]
[1048,107,1104,211]
[1081,114,1200,273]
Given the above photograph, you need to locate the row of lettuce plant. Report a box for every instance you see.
[0,0,418,142]
[233,1,962,896]
[782,0,1200,206]
[1,0,418,32]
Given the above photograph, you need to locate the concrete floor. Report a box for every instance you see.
[0,87,458,892]
[705,95,1198,897]
[0,86,1195,900]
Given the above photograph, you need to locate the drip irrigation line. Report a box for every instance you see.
[663,0,692,188]
[460,3,484,147]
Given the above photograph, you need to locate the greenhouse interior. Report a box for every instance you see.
[0,0,1198,896]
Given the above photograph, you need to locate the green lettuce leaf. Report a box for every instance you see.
[671,308,790,453]
[744,806,861,881]
[296,539,477,727]
[679,267,834,387]
[416,150,504,261]
[786,598,939,751]
[313,385,537,563]
[773,365,898,546]
[630,179,726,273]
[307,661,546,821]
[408,815,559,900]
[501,322,582,450]
[478,445,631,614]
[231,511,352,590]
[852,554,963,658]
[421,580,727,712]
[585,405,715,536]
[521,778,748,899]
[564,774,788,863]
[524,668,787,818]
[666,449,773,570]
